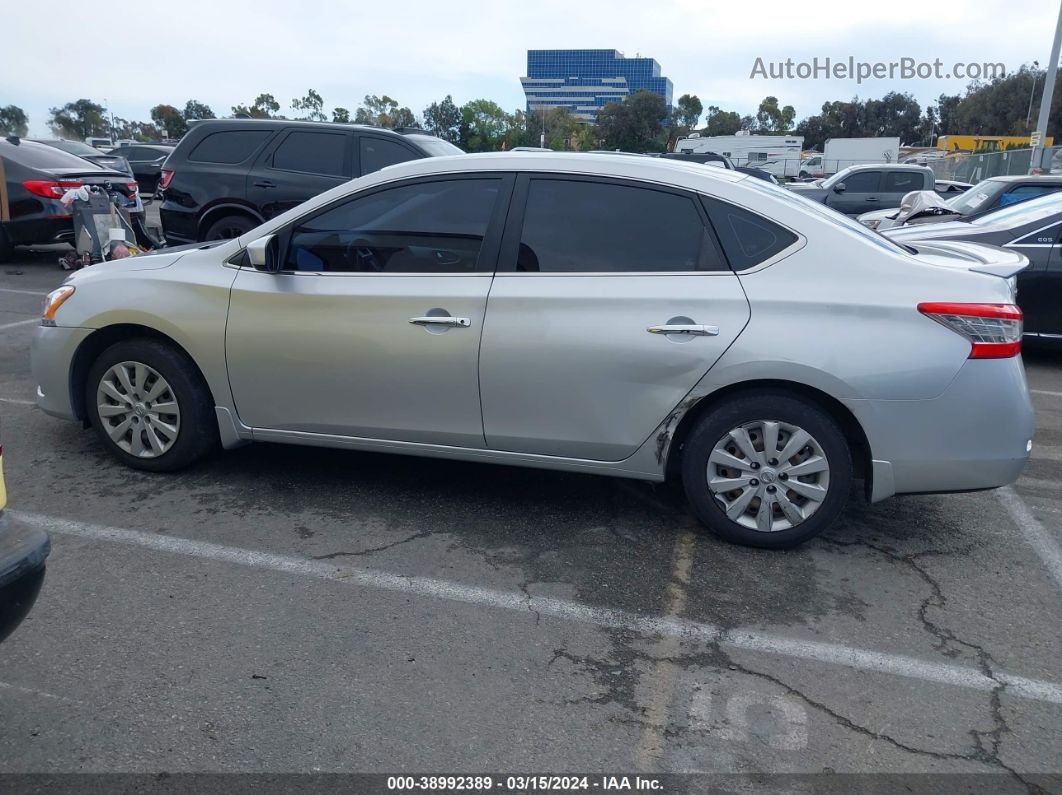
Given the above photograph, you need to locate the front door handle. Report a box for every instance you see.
[409,316,471,328]
[647,324,719,337]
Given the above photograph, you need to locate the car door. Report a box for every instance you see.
[355,134,422,176]
[478,175,755,461]
[226,173,513,446]
[823,170,882,215]
[1009,220,1062,336]
[245,128,354,221]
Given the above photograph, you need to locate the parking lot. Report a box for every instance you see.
[0,241,1060,790]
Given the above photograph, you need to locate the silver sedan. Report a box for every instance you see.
[31,153,1034,548]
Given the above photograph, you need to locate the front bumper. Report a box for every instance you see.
[0,497,51,643]
[31,325,95,421]
[847,356,1034,500]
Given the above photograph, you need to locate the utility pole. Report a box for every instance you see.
[1030,0,1062,172]
[1027,61,1041,129]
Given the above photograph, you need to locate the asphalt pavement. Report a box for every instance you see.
[0,235,1060,792]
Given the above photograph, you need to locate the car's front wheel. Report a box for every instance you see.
[681,391,852,549]
[203,215,255,242]
[86,339,217,471]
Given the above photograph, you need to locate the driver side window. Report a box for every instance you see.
[284,178,502,273]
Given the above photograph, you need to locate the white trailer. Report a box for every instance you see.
[673,132,805,178]
[801,137,901,177]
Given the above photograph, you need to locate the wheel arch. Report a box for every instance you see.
[663,379,873,498]
[196,202,263,241]
[69,324,216,424]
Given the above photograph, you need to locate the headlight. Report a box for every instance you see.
[41,286,75,326]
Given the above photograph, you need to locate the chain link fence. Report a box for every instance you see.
[926,146,1062,182]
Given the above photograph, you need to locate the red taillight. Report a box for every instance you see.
[159,167,175,190]
[918,302,1023,359]
[127,182,139,194]
[22,179,83,199]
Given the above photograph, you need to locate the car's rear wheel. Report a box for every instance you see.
[204,214,255,242]
[86,339,217,472]
[681,391,851,549]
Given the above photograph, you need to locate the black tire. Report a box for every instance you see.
[86,339,217,472]
[798,171,809,179]
[681,391,852,549]
[203,214,256,242]
[0,225,15,263]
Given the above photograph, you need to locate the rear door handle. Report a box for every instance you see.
[865,196,879,202]
[647,324,719,337]
[409,316,471,328]
[254,180,276,188]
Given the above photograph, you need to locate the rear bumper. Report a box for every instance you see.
[847,356,1034,500]
[31,325,94,421]
[159,204,199,246]
[0,505,51,644]
[3,216,76,245]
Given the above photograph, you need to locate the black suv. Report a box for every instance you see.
[159,120,463,244]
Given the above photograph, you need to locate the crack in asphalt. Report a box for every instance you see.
[310,529,436,559]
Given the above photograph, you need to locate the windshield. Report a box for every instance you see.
[404,134,464,156]
[745,175,911,253]
[970,191,1062,227]
[946,180,1007,214]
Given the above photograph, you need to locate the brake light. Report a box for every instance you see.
[22,179,83,199]
[917,302,1023,359]
[159,167,175,190]
[127,182,139,194]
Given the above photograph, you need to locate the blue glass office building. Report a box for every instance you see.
[521,50,673,123]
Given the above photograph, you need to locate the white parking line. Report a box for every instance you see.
[0,318,39,331]
[11,510,1062,706]
[998,487,1062,594]
[0,288,48,296]
[1030,389,1062,399]
[0,679,82,705]
[0,397,34,406]
[1031,444,1062,462]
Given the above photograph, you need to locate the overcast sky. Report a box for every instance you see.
[3,0,1057,136]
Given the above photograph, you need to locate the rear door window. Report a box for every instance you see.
[188,130,272,164]
[359,137,419,175]
[512,178,724,272]
[272,131,347,176]
[883,171,923,193]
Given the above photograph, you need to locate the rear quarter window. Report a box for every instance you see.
[188,130,272,164]
[701,196,799,270]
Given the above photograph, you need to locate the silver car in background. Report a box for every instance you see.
[30,153,1034,548]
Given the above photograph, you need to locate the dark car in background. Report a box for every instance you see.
[786,164,935,215]
[0,138,142,262]
[107,144,174,194]
[884,192,1062,342]
[159,119,463,244]
[30,139,132,177]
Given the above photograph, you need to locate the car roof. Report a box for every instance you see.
[189,118,444,139]
[370,151,749,185]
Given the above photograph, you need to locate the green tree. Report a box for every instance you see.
[48,99,109,140]
[423,95,462,143]
[754,96,796,132]
[701,106,743,136]
[0,105,28,137]
[675,94,703,130]
[354,95,415,128]
[150,104,187,138]
[291,89,326,122]
[332,107,351,123]
[573,123,597,151]
[232,93,280,119]
[183,99,215,121]
[460,99,510,151]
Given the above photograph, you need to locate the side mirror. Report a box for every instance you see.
[833,182,846,193]
[246,234,278,272]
